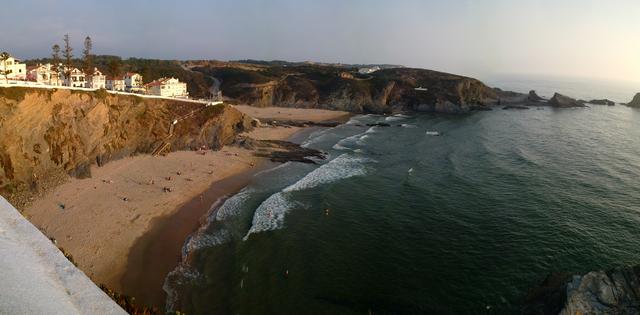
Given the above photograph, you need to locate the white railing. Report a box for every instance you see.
[0,80,224,106]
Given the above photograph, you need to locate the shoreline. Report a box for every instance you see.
[22,106,350,311]
[120,125,324,307]
[120,158,278,307]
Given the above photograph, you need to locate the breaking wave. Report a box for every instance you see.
[244,154,368,239]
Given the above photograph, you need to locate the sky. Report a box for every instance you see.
[2,0,639,84]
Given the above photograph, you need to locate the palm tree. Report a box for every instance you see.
[0,52,12,84]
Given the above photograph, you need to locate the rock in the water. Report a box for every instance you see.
[365,123,391,127]
[627,93,640,107]
[523,266,640,315]
[528,90,544,102]
[503,105,530,110]
[587,99,615,106]
[549,93,586,108]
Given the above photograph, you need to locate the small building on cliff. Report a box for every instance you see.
[27,63,62,86]
[62,68,86,88]
[1,55,27,81]
[124,72,144,93]
[85,68,106,89]
[106,76,125,91]
[145,77,188,97]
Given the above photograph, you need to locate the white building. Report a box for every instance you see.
[106,76,125,91]
[145,77,188,97]
[27,64,62,86]
[1,55,27,81]
[124,72,144,92]
[62,68,86,88]
[86,68,106,89]
[358,66,381,74]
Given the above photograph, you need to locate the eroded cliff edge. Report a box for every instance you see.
[0,87,253,208]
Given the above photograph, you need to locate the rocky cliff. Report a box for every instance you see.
[190,64,498,114]
[0,87,253,207]
[627,93,640,107]
[549,93,586,108]
[523,266,640,315]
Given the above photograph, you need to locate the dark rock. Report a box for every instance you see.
[502,105,530,110]
[469,105,493,111]
[528,90,544,102]
[522,272,572,315]
[587,99,615,106]
[523,266,640,315]
[549,93,586,108]
[234,136,325,164]
[269,120,341,128]
[365,123,391,127]
[627,93,640,107]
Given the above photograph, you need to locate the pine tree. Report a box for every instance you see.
[0,52,12,83]
[62,34,73,86]
[83,36,93,75]
[51,44,61,83]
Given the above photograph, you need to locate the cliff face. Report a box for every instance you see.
[192,65,498,114]
[0,87,252,206]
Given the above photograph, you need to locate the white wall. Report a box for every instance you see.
[0,197,127,314]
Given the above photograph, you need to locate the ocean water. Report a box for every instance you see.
[483,74,639,104]
[165,105,640,314]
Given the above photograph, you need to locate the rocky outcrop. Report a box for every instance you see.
[528,90,545,102]
[587,99,615,106]
[235,136,325,164]
[549,93,586,108]
[0,87,253,208]
[627,93,640,107]
[523,266,640,315]
[192,65,498,114]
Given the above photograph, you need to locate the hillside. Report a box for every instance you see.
[189,63,498,113]
[0,87,253,208]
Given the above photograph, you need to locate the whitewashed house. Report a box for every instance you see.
[1,55,27,81]
[86,68,106,89]
[145,77,188,97]
[124,72,144,92]
[27,63,62,86]
[61,68,86,88]
[106,76,125,91]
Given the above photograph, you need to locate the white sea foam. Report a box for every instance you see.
[164,264,203,312]
[401,124,417,128]
[366,126,377,134]
[336,132,366,148]
[384,116,405,122]
[244,154,368,238]
[215,188,254,221]
[183,228,231,256]
[332,143,351,151]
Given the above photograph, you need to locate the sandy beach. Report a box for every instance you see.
[23,106,349,308]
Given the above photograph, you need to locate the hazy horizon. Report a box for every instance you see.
[2,0,639,84]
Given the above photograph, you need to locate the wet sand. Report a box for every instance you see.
[121,160,277,307]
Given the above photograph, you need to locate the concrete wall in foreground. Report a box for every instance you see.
[0,196,127,315]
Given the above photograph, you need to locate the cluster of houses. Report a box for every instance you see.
[1,54,189,98]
